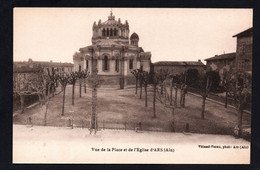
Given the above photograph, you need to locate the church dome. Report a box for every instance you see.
[130,32,139,40]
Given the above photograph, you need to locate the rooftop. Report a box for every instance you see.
[232,27,253,38]
[152,61,205,66]
[204,52,236,61]
[13,59,73,73]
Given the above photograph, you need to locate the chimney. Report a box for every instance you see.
[28,58,33,63]
[198,59,201,62]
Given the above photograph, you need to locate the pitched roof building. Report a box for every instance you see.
[152,60,205,76]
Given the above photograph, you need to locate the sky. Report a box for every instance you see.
[13,8,252,64]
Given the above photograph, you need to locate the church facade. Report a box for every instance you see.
[73,12,151,88]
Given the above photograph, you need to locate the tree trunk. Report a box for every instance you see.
[180,88,183,107]
[201,96,206,119]
[140,81,142,99]
[183,92,186,107]
[135,77,138,94]
[72,83,75,105]
[164,87,167,105]
[79,81,82,98]
[145,84,147,107]
[170,83,173,106]
[37,93,42,106]
[225,90,228,108]
[84,79,86,93]
[174,87,178,107]
[20,95,24,113]
[62,86,66,116]
[153,85,156,118]
[44,101,49,126]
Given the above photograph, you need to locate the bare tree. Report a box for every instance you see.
[131,69,140,95]
[68,71,78,105]
[151,69,169,118]
[199,71,212,119]
[222,69,232,108]
[76,70,89,98]
[57,72,70,116]
[140,71,149,107]
[229,72,251,137]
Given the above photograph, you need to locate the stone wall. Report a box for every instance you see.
[236,36,252,72]
[153,65,205,75]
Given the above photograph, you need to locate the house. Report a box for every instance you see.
[233,27,252,74]
[152,60,205,76]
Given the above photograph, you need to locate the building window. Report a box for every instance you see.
[103,56,109,71]
[114,28,117,36]
[62,67,64,72]
[110,28,113,36]
[106,29,109,37]
[86,60,88,70]
[115,59,119,72]
[129,59,133,69]
[140,65,143,71]
[102,29,106,36]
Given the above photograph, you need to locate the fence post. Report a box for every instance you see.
[28,117,32,125]
[68,119,71,128]
[171,121,175,132]
[81,119,83,129]
[185,123,190,133]
[139,122,142,130]
[125,121,127,131]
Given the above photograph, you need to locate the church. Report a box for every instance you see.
[73,12,151,88]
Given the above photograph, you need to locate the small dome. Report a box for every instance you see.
[130,32,139,40]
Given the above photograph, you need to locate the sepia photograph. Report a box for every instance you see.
[13,8,252,164]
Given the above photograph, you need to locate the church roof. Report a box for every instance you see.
[130,32,139,40]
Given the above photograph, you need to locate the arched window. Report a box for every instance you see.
[103,56,109,71]
[110,28,113,36]
[115,59,119,72]
[102,29,105,36]
[79,65,81,72]
[129,59,133,69]
[106,29,109,37]
[114,28,117,36]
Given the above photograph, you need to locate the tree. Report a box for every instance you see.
[46,67,59,97]
[57,72,70,116]
[186,68,199,88]
[76,70,89,98]
[131,69,140,94]
[229,72,251,137]
[68,71,78,105]
[87,68,103,134]
[17,68,56,125]
[151,69,169,118]
[222,69,232,108]
[199,71,212,119]
[140,71,149,107]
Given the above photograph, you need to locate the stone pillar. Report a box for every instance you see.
[89,59,92,75]
[124,59,128,86]
[83,57,86,70]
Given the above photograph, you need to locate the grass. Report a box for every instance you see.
[13,84,251,136]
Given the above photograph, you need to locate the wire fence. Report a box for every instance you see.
[14,116,236,136]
